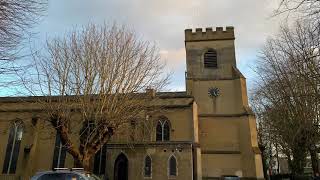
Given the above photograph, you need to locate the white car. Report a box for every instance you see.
[31,169,101,180]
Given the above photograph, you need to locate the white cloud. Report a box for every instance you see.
[160,48,186,69]
[32,0,286,91]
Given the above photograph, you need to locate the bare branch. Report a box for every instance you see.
[252,19,320,175]
[23,23,169,169]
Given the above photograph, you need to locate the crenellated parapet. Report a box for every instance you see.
[185,26,234,42]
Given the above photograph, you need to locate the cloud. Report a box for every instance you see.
[160,48,186,69]
[31,0,286,92]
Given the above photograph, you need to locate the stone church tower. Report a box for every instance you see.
[185,27,264,178]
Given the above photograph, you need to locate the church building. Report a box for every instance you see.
[0,26,264,180]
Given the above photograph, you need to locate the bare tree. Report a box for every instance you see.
[276,0,320,17]
[23,24,169,170]
[251,97,282,176]
[0,0,47,87]
[253,81,310,175]
[252,19,320,175]
[0,0,46,59]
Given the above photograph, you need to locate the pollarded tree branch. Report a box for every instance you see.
[24,23,169,170]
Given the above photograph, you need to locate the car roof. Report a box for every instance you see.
[33,170,101,180]
[35,170,85,175]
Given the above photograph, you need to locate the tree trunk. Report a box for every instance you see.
[74,156,91,171]
[275,143,280,174]
[259,145,269,179]
[290,148,307,175]
[309,146,319,176]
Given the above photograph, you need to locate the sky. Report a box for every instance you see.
[4,0,287,96]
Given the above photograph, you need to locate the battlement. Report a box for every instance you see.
[185,26,235,42]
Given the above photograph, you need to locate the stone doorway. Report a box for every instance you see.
[114,153,128,180]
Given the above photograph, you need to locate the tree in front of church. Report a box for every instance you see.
[252,19,320,175]
[22,24,169,170]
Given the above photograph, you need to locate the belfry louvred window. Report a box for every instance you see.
[204,49,217,68]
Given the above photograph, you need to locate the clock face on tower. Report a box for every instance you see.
[208,87,220,98]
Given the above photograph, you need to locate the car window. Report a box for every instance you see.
[38,173,86,180]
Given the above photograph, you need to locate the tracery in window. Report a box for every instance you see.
[156,117,170,141]
[80,120,95,145]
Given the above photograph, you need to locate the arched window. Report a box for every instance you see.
[93,145,107,175]
[204,49,217,68]
[156,118,170,142]
[144,155,152,178]
[2,120,24,174]
[52,132,67,168]
[168,155,177,177]
[80,120,95,145]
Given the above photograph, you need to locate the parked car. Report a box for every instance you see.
[31,168,101,180]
